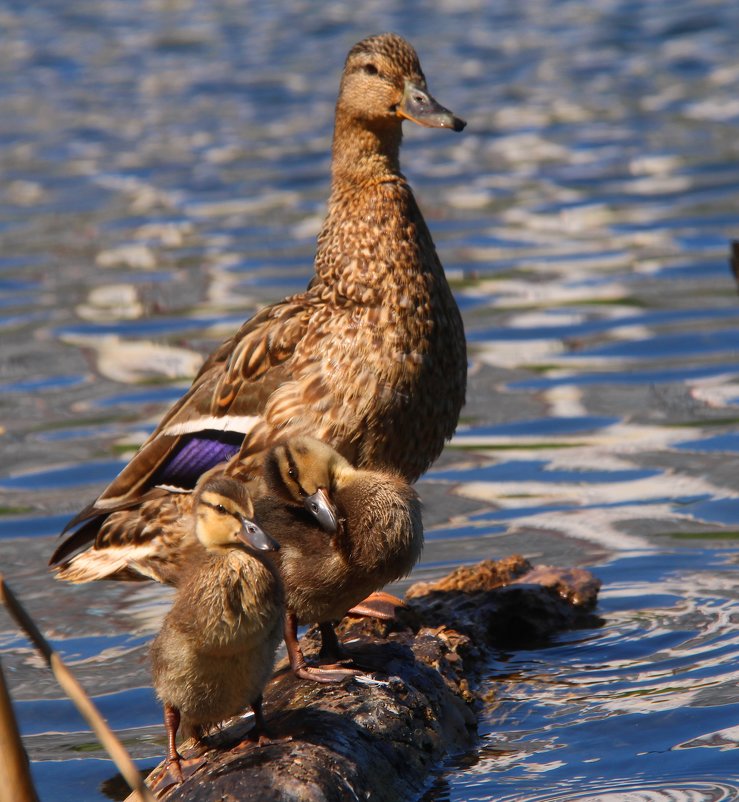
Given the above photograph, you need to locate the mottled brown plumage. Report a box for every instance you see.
[51,32,465,583]
[257,436,423,682]
[52,487,197,584]
[150,476,283,782]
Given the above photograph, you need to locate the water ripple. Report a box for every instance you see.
[1,1,739,800]
[489,781,739,802]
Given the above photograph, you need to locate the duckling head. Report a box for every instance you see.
[194,475,279,552]
[337,33,466,134]
[264,437,350,534]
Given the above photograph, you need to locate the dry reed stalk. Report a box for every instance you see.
[0,574,156,802]
[0,655,39,802]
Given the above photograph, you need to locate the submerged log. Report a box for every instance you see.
[132,556,601,802]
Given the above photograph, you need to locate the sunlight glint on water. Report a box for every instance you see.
[1,0,738,799]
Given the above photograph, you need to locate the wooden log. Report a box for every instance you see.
[133,556,601,802]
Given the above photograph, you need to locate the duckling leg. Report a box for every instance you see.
[318,621,353,663]
[248,695,272,746]
[319,619,403,675]
[163,704,184,783]
[284,610,360,683]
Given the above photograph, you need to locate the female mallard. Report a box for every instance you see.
[257,436,423,683]
[150,474,283,783]
[51,32,465,583]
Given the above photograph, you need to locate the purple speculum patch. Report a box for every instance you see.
[154,432,241,489]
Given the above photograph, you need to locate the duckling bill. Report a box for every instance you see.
[150,476,283,783]
[257,437,423,683]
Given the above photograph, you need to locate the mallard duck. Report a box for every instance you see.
[50,32,465,583]
[150,474,283,783]
[256,436,423,682]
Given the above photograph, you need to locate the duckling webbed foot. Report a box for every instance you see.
[285,611,361,683]
[347,590,406,621]
[317,621,396,678]
[292,641,363,683]
[297,663,362,683]
[320,614,422,676]
[164,754,184,785]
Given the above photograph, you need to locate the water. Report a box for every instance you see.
[1,1,738,800]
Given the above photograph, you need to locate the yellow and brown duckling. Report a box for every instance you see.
[150,474,283,783]
[51,32,464,586]
[256,436,423,683]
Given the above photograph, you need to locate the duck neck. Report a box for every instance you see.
[329,108,404,191]
[315,111,433,300]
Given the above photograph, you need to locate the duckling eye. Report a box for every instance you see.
[215,504,227,515]
[287,468,297,480]
[362,63,379,76]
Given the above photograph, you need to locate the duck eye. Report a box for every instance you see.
[216,504,227,515]
[287,468,297,479]
[362,63,379,76]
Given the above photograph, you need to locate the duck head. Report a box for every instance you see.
[336,33,466,133]
[264,437,350,534]
[194,475,279,552]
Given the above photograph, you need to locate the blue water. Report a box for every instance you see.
[1,1,738,801]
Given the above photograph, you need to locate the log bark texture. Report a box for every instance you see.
[135,555,601,802]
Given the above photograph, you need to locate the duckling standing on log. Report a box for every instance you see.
[150,475,283,783]
[257,437,423,682]
[50,32,466,587]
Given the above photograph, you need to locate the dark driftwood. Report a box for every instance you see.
[132,556,601,802]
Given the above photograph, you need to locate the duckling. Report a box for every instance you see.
[150,475,283,783]
[51,32,464,586]
[255,436,423,683]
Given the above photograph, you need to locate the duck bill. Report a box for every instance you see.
[238,516,280,552]
[305,489,338,534]
[396,81,466,132]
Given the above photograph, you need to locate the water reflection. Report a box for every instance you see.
[1,0,739,800]
[425,551,739,801]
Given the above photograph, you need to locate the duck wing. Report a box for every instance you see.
[55,292,317,545]
[50,486,202,584]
